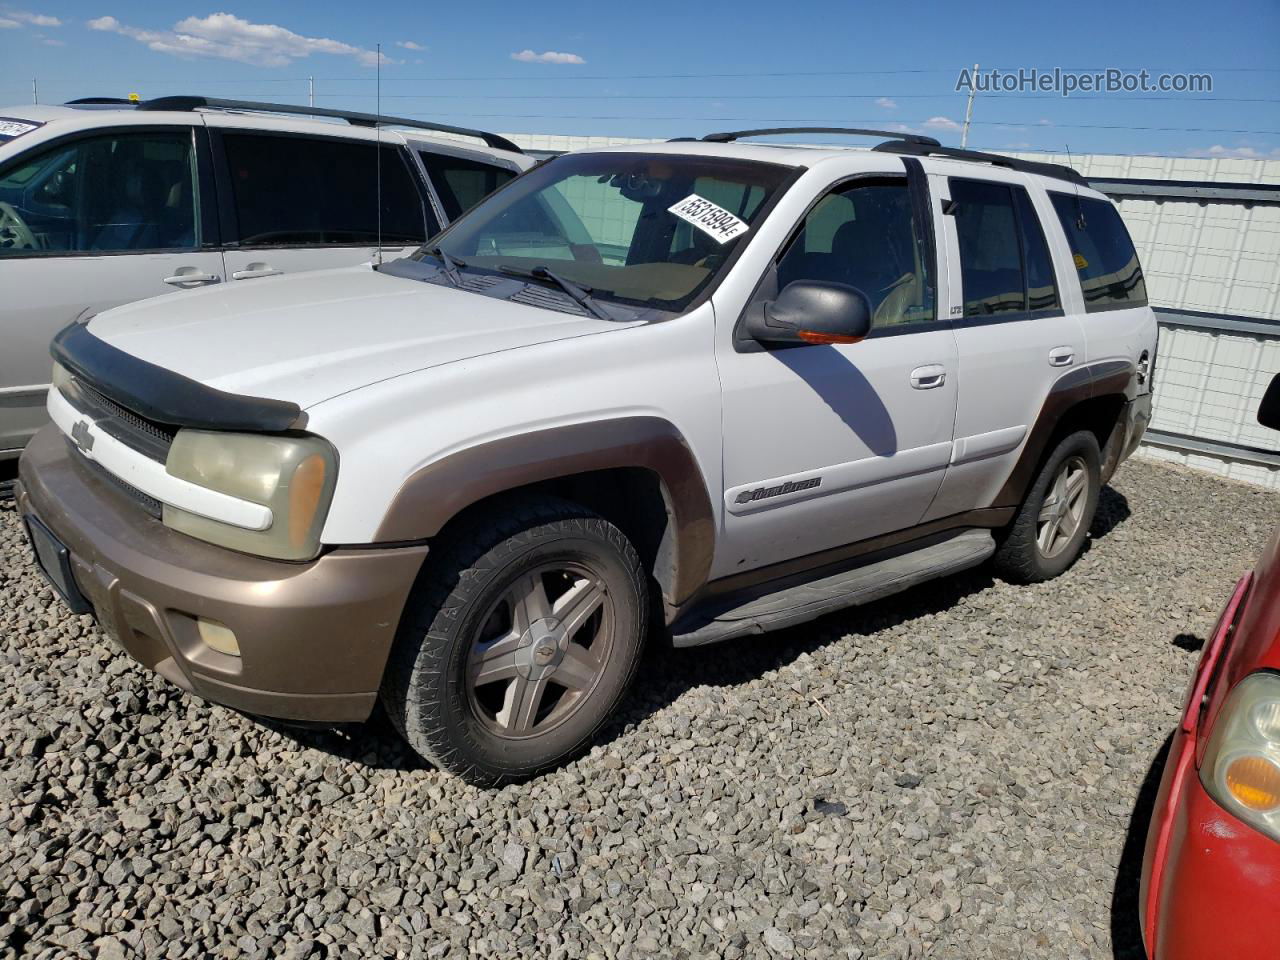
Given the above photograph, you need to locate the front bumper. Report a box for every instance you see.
[17,426,427,722]
[1139,575,1280,959]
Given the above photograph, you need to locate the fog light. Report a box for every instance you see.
[197,618,240,657]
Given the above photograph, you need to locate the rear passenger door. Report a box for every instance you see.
[211,128,437,282]
[923,175,1085,520]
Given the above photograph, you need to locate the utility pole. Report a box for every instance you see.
[308,76,314,108]
[960,62,979,148]
[31,77,37,105]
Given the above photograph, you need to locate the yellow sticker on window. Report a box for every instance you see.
[1073,253,1089,270]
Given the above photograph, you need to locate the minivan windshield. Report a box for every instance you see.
[419,152,792,312]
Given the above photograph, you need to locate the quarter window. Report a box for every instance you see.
[1050,193,1147,310]
[221,134,430,246]
[0,130,199,256]
[776,178,935,328]
[418,152,517,222]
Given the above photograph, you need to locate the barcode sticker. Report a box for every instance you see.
[667,194,749,244]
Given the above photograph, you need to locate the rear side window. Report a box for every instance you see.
[418,152,517,221]
[222,134,431,246]
[1050,193,1147,310]
[950,179,1061,317]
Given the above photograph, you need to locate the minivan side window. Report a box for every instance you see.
[222,134,431,246]
[950,178,1060,317]
[0,130,199,257]
[776,178,935,328]
[418,152,517,222]
[1049,193,1147,310]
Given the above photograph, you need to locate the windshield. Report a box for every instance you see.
[420,152,792,313]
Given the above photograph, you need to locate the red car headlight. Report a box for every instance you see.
[1201,672,1280,840]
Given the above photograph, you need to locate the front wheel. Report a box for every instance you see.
[993,429,1101,584]
[380,497,647,786]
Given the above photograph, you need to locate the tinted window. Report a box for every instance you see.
[0,130,199,256]
[950,179,1026,317]
[776,179,935,327]
[419,152,517,222]
[1014,188,1060,311]
[1050,193,1146,310]
[222,134,429,246]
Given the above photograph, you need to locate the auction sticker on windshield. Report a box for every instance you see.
[668,194,749,244]
[0,117,43,141]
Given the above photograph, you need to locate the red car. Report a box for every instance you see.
[1140,372,1280,959]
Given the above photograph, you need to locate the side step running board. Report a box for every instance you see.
[671,529,995,648]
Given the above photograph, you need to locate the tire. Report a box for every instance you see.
[993,429,1101,584]
[380,496,647,786]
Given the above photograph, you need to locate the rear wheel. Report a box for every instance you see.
[381,497,647,785]
[993,430,1101,584]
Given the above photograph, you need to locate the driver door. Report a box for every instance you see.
[714,173,958,575]
[0,125,225,456]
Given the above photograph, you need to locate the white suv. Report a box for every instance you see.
[17,128,1157,784]
[0,96,532,463]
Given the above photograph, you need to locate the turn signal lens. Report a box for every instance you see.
[797,330,865,345]
[1225,755,1280,812]
[288,454,328,550]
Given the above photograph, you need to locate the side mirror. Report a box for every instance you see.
[747,280,872,346]
[1259,372,1280,431]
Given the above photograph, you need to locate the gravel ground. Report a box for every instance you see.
[1,457,1276,960]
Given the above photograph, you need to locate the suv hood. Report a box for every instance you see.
[86,265,622,409]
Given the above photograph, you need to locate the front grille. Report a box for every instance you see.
[71,440,163,519]
[62,376,174,462]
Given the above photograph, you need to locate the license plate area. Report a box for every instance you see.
[23,514,93,615]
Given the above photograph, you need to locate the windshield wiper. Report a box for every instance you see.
[426,245,466,287]
[498,264,614,322]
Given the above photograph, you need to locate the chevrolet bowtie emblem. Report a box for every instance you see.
[71,419,95,453]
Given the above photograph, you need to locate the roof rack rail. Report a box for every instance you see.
[871,140,1087,186]
[64,97,138,105]
[134,96,523,153]
[702,127,941,147]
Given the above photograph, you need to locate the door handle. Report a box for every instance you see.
[162,269,218,285]
[910,364,946,389]
[1048,346,1075,367]
[231,263,283,280]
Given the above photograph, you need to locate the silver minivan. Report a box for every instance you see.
[0,96,532,478]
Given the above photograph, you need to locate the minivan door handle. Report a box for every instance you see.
[231,263,283,280]
[162,268,218,286]
[909,364,947,389]
[1048,346,1076,367]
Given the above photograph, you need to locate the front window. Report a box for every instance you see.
[423,152,791,312]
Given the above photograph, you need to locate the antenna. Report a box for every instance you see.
[375,43,383,267]
[1065,143,1086,230]
[960,62,979,148]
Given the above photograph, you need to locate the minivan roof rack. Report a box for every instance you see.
[65,97,138,105]
[134,96,523,153]
[872,140,1087,186]
[702,127,942,147]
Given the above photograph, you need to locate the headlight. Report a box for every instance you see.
[163,430,338,561]
[1200,671,1280,842]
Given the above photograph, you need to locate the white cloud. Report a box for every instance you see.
[0,17,20,27]
[395,40,423,50]
[1191,144,1280,159]
[87,12,393,67]
[923,116,961,132]
[9,10,61,26]
[511,49,585,64]
[875,97,897,110]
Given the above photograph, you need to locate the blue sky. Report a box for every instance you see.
[2,0,1277,158]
